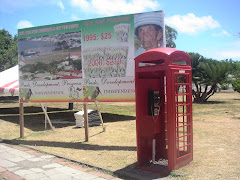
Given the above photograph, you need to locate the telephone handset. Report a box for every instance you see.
[148,90,162,116]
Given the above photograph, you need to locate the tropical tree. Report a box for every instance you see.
[231,61,240,78]
[231,61,240,93]
[189,52,232,102]
[188,52,204,83]
[165,25,177,48]
[199,60,231,100]
[232,79,240,93]
[0,29,18,72]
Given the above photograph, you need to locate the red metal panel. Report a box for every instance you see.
[166,69,175,172]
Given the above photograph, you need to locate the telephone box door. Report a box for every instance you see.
[171,70,193,170]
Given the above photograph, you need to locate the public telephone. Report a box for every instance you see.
[148,90,161,116]
[135,48,193,172]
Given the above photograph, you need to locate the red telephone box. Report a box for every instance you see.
[134,48,193,174]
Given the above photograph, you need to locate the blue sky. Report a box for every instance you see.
[0,0,239,60]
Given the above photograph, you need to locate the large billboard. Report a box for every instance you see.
[18,11,165,103]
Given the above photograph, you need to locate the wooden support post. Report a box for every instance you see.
[40,103,55,130]
[83,102,89,142]
[19,102,24,138]
[95,101,105,131]
[44,103,47,130]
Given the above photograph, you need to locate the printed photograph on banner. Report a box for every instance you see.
[18,25,83,102]
[19,88,32,102]
[17,11,165,103]
[82,46,129,78]
[81,14,135,79]
[83,86,102,101]
[134,11,165,57]
[18,31,82,81]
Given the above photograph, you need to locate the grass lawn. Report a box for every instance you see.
[0,90,239,179]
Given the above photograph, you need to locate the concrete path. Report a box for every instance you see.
[0,142,121,180]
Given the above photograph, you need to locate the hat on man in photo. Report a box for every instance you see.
[134,11,163,36]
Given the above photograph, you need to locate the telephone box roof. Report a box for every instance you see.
[134,47,191,65]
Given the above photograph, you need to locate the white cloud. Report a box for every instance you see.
[200,40,240,60]
[218,50,240,59]
[16,20,33,29]
[229,40,240,47]
[71,14,79,20]
[166,13,220,35]
[212,30,231,37]
[57,1,65,11]
[71,0,89,9]
[218,40,240,59]
[70,0,159,16]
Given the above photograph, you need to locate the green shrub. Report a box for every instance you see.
[232,79,240,93]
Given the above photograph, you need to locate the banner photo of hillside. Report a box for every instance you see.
[17,11,165,103]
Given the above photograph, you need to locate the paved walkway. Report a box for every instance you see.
[0,142,121,180]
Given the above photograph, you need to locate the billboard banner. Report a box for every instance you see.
[18,11,165,103]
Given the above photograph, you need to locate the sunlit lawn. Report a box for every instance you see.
[0,90,239,179]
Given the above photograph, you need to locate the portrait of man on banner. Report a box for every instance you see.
[134,11,165,57]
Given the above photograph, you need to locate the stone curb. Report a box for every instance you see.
[0,166,23,180]
[2,139,136,180]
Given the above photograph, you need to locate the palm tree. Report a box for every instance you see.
[189,53,232,102]
[197,60,231,102]
[188,52,204,102]
[231,61,240,93]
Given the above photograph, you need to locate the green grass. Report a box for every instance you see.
[0,90,239,179]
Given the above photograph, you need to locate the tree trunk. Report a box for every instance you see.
[193,84,217,103]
